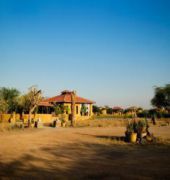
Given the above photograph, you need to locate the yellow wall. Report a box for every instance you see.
[0,104,94,123]
[0,113,20,123]
[0,113,54,123]
[101,109,107,115]
[63,103,93,117]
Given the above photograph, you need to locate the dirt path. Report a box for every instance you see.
[0,126,170,179]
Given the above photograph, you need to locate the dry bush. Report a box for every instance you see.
[0,122,24,132]
[147,118,170,127]
[0,123,12,132]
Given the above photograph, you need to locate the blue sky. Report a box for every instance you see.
[0,0,170,108]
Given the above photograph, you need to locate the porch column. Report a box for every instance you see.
[90,104,93,116]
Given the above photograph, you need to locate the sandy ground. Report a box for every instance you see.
[0,126,170,179]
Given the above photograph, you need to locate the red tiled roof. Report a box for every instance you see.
[113,107,123,110]
[38,101,54,107]
[44,91,95,104]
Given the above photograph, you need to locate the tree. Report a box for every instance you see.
[0,98,8,122]
[71,91,76,127]
[103,105,113,115]
[0,98,8,113]
[19,86,42,126]
[93,105,101,114]
[0,87,20,113]
[18,94,31,114]
[151,84,170,110]
[106,107,113,114]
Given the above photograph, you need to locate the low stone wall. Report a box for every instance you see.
[0,114,54,124]
[0,113,93,125]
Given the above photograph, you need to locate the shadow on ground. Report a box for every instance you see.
[77,133,126,142]
[0,135,170,179]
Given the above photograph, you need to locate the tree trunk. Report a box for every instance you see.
[0,112,3,123]
[71,91,76,127]
[28,105,37,127]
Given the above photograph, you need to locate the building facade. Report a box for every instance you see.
[39,90,95,118]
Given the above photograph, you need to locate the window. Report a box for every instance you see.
[76,106,79,114]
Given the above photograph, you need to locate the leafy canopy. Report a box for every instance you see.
[0,87,20,113]
[151,84,170,109]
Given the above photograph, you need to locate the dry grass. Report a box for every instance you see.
[0,122,24,132]
[0,126,170,179]
[75,119,129,127]
[0,123,11,131]
[74,118,170,128]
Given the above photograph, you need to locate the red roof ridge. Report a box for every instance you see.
[38,101,53,107]
[43,95,59,102]
[113,106,123,110]
[75,96,95,104]
[43,92,95,104]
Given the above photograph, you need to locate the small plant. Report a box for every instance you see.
[137,119,147,134]
[81,104,88,116]
[55,105,63,115]
[65,106,70,114]
[60,114,68,127]
[125,119,151,143]
[126,121,138,133]
[125,120,138,143]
